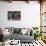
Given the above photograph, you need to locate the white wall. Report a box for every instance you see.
[0,1,40,28]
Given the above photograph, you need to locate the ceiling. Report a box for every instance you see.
[0,0,45,4]
[1,0,39,1]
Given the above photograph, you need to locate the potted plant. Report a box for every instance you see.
[32,27,43,40]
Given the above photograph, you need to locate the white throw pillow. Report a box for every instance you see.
[2,29,10,36]
[21,28,27,35]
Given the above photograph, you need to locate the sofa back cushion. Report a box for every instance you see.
[14,28,21,34]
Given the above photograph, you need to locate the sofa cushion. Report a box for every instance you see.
[14,28,21,34]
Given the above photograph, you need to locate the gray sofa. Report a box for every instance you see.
[8,33,34,43]
[3,28,34,43]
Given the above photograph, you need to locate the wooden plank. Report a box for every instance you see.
[9,0,12,3]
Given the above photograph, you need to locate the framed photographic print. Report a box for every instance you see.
[8,11,21,20]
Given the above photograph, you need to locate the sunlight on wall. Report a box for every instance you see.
[0,1,40,28]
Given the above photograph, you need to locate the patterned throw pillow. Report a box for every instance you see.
[14,28,21,34]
